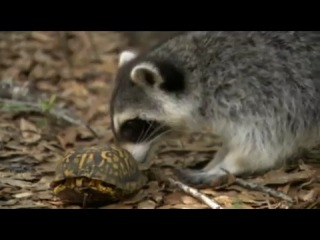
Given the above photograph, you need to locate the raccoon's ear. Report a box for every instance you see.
[130,62,163,88]
[118,50,138,67]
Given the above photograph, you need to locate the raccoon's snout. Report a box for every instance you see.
[119,118,169,144]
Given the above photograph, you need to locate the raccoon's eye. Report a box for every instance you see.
[119,118,150,143]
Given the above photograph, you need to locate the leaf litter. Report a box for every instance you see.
[1,31,320,209]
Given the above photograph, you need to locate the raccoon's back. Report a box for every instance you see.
[187,32,320,122]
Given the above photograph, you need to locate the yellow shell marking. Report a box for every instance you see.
[86,153,94,164]
[78,153,88,169]
[100,151,114,164]
[98,158,105,167]
[76,178,83,187]
[54,177,118,196]
[110,145,125,159]
[53,184,66,194]
[63,151,75,164]
[64,169,75,177]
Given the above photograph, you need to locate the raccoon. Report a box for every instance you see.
[110,31,320,187]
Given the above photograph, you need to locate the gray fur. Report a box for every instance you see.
[110,31,320,187]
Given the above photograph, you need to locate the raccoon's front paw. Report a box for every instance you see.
[175,168,227,188]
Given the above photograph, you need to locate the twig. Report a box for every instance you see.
[0,98,98,138]
[167,177,224,209]
[234,178,294,203]
[220,168,294,203]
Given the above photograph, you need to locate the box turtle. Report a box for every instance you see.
[50,145,148,207]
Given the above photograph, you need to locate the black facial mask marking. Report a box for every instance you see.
[119,118,169,143]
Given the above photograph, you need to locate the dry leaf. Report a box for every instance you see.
[64,205,82,209]
[31,32,53,43]
[0,178,32,188]
[278,184,291,194]
[36,191,53,200]
[0,172,13,179]
[164,192,184,205]
[35,162,57,176]
[20,118,41,144]
[30,64,45,80]
[14,192,33,199]
[0,151,28,160]
[77,128,95,140]
[102,204,133,209]
[56,127,78,149]
[15,57,32,72]
[201,189,220,197]
[151,192,164,203]
[60,80,89,98]
[13,172,38,181]
[181,196,200,205]
[32,151,53,162]
[169,204,208,209]
[137,200,157,209]
[37,81,59,92]
[299,189,315,202]
[0,199,18,206]
[214,196,233,208]
[254,169,315,185]
[33,50,53,65]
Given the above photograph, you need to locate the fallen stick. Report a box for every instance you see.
[234,178,294,203]
[220,168,294,203]
[167,177,224,209]
[0,98,98,138]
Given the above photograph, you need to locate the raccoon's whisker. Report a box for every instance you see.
[131,126,146,157]
[140,120,154,143]
[132,120,154,157]
[149,129,172,145]
[136,123,148,144]
[145,124,171,144]
[142,124,164,143]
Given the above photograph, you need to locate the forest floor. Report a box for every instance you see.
[0,31,319,209]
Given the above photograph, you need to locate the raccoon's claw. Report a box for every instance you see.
[175,168,227,188]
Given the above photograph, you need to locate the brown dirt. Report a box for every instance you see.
[0,31,319,209]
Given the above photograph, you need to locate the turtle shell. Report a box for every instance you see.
[50,145,147,206]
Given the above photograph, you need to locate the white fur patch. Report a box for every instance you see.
[122,142,150,163]
[112,111,137,133]
[119,50,138,67]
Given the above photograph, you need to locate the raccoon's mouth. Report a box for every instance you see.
[117,118,170,164]
[119,118,170,144]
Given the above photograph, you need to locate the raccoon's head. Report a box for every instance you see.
[110,50,196,164]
